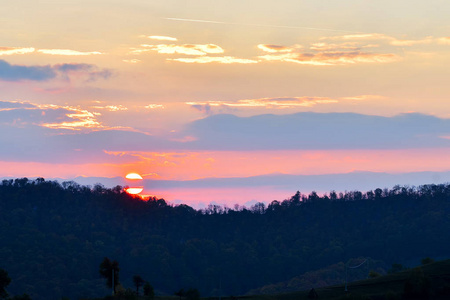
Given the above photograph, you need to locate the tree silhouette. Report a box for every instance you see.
[185,288,200,300]
[99,257,120,294]
[174,288,185,300]
[0,269,11,299]
[143,282,154,299]
[133,275,144,296]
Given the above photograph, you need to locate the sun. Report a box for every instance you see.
[124,172,144,195]
[125,173,143,180]
[124,187,144,195]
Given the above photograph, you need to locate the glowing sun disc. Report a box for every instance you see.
[126,173,143,180]
[125,187,144,195]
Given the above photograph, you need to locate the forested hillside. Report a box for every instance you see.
[1,178,450,300]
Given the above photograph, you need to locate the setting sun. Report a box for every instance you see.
[124,187,144,195]
[124,173,144,195]
[125,173,143,180]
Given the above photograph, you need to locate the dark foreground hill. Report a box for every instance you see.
[241,259,450,300]
[1,178,450,300]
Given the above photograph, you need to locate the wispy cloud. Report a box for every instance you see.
[122,59,141,64]
[41,107,103,130]
[55,63,112,82]
[437,37,450,45]
[168,56,258,64]
[165,17,358,33]
[0,47,35,56]
[0,47,103,56]
[0,100,103,130]
[188,97,338,109]
[257,44,294,53]
[146,35,178,41]
[324,33,449,47]
[309,42,361,51]
[0,60,56,81]
[0,60,111,82]
[138,44,224,56]
[187,95,383,111]
[145,104,165,109]
[257,41,400,66]
[37,49,103,56]
[92,105,128,112]
[259,51,399,66]
[0,100,35,111]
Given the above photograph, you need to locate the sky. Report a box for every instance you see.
[1,0,450,208]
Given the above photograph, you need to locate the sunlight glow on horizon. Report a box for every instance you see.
[1,0,450,206]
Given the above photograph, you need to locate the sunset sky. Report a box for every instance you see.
[2,0,450,207]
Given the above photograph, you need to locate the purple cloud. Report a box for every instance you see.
[0,60,56,81]
[0,60,112,82]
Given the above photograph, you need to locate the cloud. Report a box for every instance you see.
[165,17,357,33]
[0,47,103,56]
[190,103,212,115]
[257,44,294,53]
[256,42,400,65]
[437,37,450,45]
[139,171,450,191]
[324,33,448,47]
[55,63,112,82]
[187,96,340,109]
[146,35,178,41]
[0,100,35,110]
[123,59,141,64]
[389,37,434,46]
[0,100,104,130]
[41,108,102,130]
[145,104,165,109]
[139,44,224,56]
[37,49,103,56]
[187,95,384,114]
[168,56,258,64]
[2,97,450,166]
[324,33,390,41]
[91,105,128,112]
[258,51,400,65]
[309,42,361,51]
[0,60,111,82]
[181,112,450,150]
[0,59,56,81]
[0,47,35,56]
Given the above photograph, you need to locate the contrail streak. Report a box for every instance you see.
[165,17,359,33]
